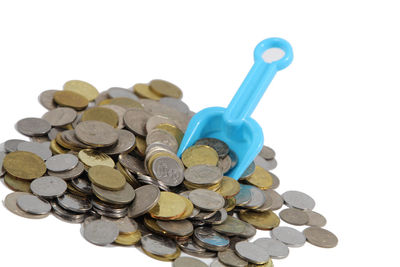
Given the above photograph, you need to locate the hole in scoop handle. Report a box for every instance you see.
[223,38,293,124]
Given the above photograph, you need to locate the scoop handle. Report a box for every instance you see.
[223,38,293,125]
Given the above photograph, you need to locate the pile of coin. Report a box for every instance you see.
[0,79,338,266]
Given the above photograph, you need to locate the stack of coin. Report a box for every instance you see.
[0,79,338,267]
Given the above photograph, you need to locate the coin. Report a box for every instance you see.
[119,153,148,175]
[156,123,183,144]
[242,185,266,209]
[235,241,270,264]
[92,183,135,205]
[82,106,119,128]
[238,210,280,230]
[218,155,232,174]
[128,185,160,218]
[238,222,257,239]
[146,115,179,133]
[149,79,183,99]
[195,138,229,158]
[16,194,51,215]
[266,189,284,210]
[75,121,119,147]
[4,173,31,192]
[4,192,49,219]
[71,177,92,195]
[42,107,77,127]
[57,193,92,213]
[254,190,273,212]
[193,227,229,251]
[101,104,126,129]
[243,166,273,190]
[182,145,219,168]
[143,248,181,262]
[102,216,138,234]
[78,149,115,168]
[235,184,252,206]
[212,215,246,236]
[253,238,289,259]
[4,139,25,152]
[241,161,255,178]
[141,233,178,256]
[17,141,52,160]
[46,154,79,172]
[114,231,142,246]
[100,129,136,155]
[151,155,184,187]
[218,248,248,267]
[48,161,85,180]
[159,97,190,114]
[123,108,152,136]
[16,117,51,136]
[156,219,194,236]
[173,257,208,267]
[88,165,126,191]
[282,190,316,210]
[271,226,306,247]
[303,227,338,248]
[176,238,216,258]
[259,146,276,160]
[217,176,240,198]
[189,189,225,211]
[53,90,89,110]
[107,87,139,100]
[146,128,179,153]
[105,97,143,109]
[3,151,46,180]
[83,219,119,246]
[204,208,228,225]
[184,165,223,186]
[254,156,277,171]
[270,172,280,190]
[51,201,86,223]
[63,80,99,101]
[305,210,327,227]
[210,260,227,267]
[133,83,162,100]
[149,192,187,220]
[39,90,58,110]
[30,176,67,198]
[224,197,236,212]
[279,208,309,226]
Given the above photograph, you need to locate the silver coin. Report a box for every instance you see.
[218,155,232,174]
[305,210,327,227]
[159,97,190,114]
[47,128,63,140]
[173,257,207,267]
[204,209,228,225]
[71,113,83,129]
[152,156,184,187]
[128,185,160,218]
[282,190,316,210]
[270,172,280,189]
[93,207,127,219]
[16,117,51,137]
[0,151,7,176]
[48,161,85,180]
[254,190,274,212]
[243,185,266,209]
[92,199,127,214]
[303,227,338,248]
[101,216,138,234]
[146,128,179,153]
[189,189,225,212]
[145,142,175,155]
[46,154,79,172]
[241,161,255,178]
[192,210,217,221]
[42,107,77,127]
[218,248,248,267]
[254,156,277,171]
[212,216,246,236]
[137,174,171,192]
[83,219,119,246]
[30,176,67,198]
[177,238,216,258]
[210,260,227,267]
[195,138,229,158]
[146,115,180,133]
[61,130,90,149]
[238,222,257,239]
[101,104,126,129]
[141,233,177,256]
[100,129,136,155]
[140,99,188,129]
[119,153,148,175]
[75,120,118,147]
[92,183,135,205]
[71,177,92,195]
[39,90,58,110]
[17,141,52,160]
[279,208,309,226]
[235,241,270,264]
[4,192,49,219]
[184,165,223,186]
[253,237,289,259]
[266,189,284,210]
[51,201,86,223]
[259,146,276,160]
[107,87,139,100]
[57,193,92,213]
[271,226,306,247]
[235,184,252,206]
[194,227,230,251]
[4,139,25,152]
[16,194,51,215]
[156,219,194,236]
[123,108,152,136]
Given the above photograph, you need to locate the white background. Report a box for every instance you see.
[0,1,399,266]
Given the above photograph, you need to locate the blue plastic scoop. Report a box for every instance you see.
[177,37,293,179]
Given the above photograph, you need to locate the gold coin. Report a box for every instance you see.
[224,197,236,212]
[248,259,274,267]
[55,133,76,150]
[3,151,46,180]
[149,79,183,99]
[116,162,141,189]
[63,80,99,101]
[183,180,221,192]
[156,123,184,144]
[181,145,219,168]
[177,195,194,220]
[53,90,89,110]
[149,192,187,220]
[4,173,31,192]
[144,216,168,235]
[78,149,115,168]
[114,231,142,246]
[50,139,69,154]
[104,97,143,109]
[88,165,126,191]
[238,210,280,230]
[217,176,241,198]
[143,247,181,262]
[81,107,119,128]
[133,83,162,100]
[242,166,273,190]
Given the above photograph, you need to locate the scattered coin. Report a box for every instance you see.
[124,108,152,136]
[3,151,46,180]
[46,154,79,172]
[149,192,187,220]
[57,193,92,213]
[141,233,178,256]
[63,80,99,102]
[253,237,289,259]
[212,215,246,236]
[271,226,306,247]
[176,238,216,258]
[235,241,270,264]
[100,129,136,155]
[218,248,248,267]
[83,219,119,246]
[146,128,179,153]
[82,106,119,128]
[195,138,229,158]
[149,79,183,99]
[243,166,273,190]
[4,173,31,192]
[39,90,58,110]
[128,185,160,218]
[107,87,139,100]
[217,176,240,198]
[88,165,126,191]
[173,257,208,267]
[279,208,309,226]
[259,146,276,160]
[193,227,229,251]
[242,185,266,209]
[16,194,51,215]
[235,184,252,206]
[48,161,85,180]
[16,117,51,137]
[305,210,327,227]
[78,149,115,168]
[102,216,138,234]
[53,90,89,110]
[254,156,277,171]
[156,219,194,237]
[4,139,25,152]
[185,165,223,186]
[151,155,184,187]
[303,227,338,248]
[133,83,162,100]
[189,189,225,212]
[75,120,119,147]
[4,192,49,219]
[182,145,219,168]
[92,183,135,205]
[282,190,316,210]
[30,176,67,198]
[159,97,189,114]
[42,107,77,127]
[17,141,52,160]
[239,210,280,230]
[266,189,284,210]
